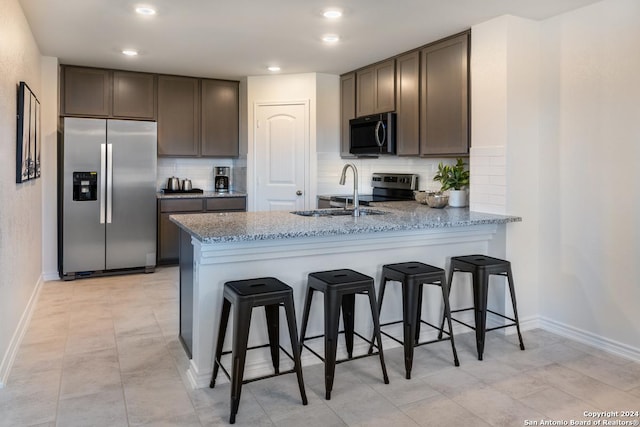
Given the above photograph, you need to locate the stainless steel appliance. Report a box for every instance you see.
[328,173,418,207]
[214,166,230,193]
[349,112,396,156]
[59,117,157,280]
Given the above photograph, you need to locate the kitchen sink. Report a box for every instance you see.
[291,208,386,218]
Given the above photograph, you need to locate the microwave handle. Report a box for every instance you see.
[374,121,386,147]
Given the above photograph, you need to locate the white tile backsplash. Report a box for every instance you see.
[470,145,506,214]
[157,157,245,192]
[316,152,458,196]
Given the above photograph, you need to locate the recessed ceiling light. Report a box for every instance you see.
[322,34,340,43]
[122,49,139,56]
[323,9,342,19]
[135,6,156,15]
[267,66,281,72]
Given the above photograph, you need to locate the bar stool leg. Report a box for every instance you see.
[473,272,489,361]
[438,266,456,340]
[402,280,421,379]
[414,284,424,345]
[264,304,281,374]
[229,302,252,424]
[283,297,308,405]
[367,284,389,385]
[506,267,526,351]
[368,276,389,354]
[324,291,342,400]
[439,272,460,366]
[299,287,314,352]
[211,298,231,388]
[341,293,356,358]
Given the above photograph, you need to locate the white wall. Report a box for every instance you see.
[41,57,59,280]
[471,15,542,329]
[473,0,640,358]
[0,0,50,387]
[537,0,640,355]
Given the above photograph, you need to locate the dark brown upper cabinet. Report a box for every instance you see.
[340,73,357,158]
[395,51,420,156]
[62,66,156,120]
[62,66,111,117]
[420,32,469,156]
[340,30,470,158]
[356,59,396,117]
[201,79,239,157]
[113,71,156,119]
[157,75,200,157]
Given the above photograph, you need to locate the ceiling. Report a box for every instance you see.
[19,0,600,80]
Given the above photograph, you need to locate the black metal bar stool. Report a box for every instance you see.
[299,269,389,400]
[440,255,525,360]
[368,262,459,379]
[210,277,307,424]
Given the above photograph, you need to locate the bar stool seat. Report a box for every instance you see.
[299,269,389,400]
[370,262,459,379]
[441,255,525,360]
[210,277,307,424]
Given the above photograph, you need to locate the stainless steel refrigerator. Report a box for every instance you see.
[59,117,157,280]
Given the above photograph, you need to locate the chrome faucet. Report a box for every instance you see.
[339,163,360,217]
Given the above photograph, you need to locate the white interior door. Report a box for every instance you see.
[254,102,308,211]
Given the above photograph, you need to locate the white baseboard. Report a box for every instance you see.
[0,275,44,389]
[538,316,640,363]
[42,270,60,282]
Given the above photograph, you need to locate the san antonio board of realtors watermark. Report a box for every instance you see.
[524,410,639,426]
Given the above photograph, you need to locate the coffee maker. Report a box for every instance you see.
[214,166,231,193]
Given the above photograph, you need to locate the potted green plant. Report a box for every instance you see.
[433,158,470,207]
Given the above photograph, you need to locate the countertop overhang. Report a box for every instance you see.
[170,201,521,244]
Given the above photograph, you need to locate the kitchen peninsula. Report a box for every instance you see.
[171,202,521,389]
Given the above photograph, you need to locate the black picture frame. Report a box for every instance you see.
[16,81,40,183]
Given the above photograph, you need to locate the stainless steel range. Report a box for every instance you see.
[324,173,419,208]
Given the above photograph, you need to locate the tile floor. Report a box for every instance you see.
[1,267,639,426]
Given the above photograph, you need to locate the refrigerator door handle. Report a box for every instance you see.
[100,143,106,224]
[106,143,113,224]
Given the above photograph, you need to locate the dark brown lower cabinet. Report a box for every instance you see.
[157,197,246,265]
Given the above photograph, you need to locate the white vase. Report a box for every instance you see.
[448,189,468,207]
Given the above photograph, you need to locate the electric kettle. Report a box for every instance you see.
[167,176,180,191]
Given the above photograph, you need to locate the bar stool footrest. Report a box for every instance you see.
[450,307,520,332]
[301,330,381,363]
[214,343,297,385]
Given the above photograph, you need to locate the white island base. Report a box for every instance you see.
[179,223,511,389]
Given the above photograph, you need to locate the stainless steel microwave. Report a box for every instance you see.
[349,112,396,156]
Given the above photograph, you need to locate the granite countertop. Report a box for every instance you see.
[170,200,521,244]
[157,191,247,200]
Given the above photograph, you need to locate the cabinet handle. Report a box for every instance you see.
[296,190,303,196]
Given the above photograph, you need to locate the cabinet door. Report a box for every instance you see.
[340,73,356,158]
[201,79,239,157]
[395,51,420,155]
[113,71,156,119]
[420,33,469,156]
[157,199,204,264]
[356,59,396,117]
[374,59,396,113]
[158,212,181,263]
[157,75,200,156]
[62,66,111,117]
[356,66,376,117]
[205,197,246,211]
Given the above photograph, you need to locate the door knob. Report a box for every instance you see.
[296,190,303,196]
